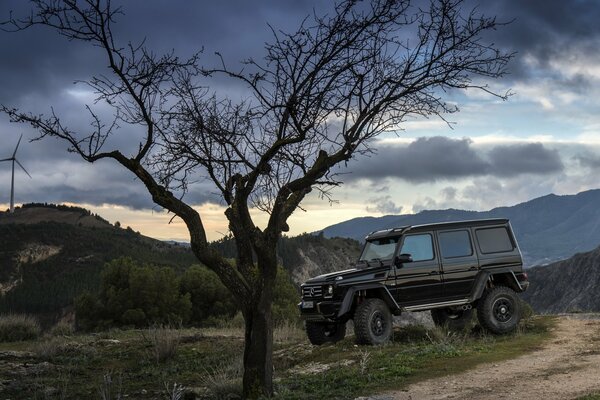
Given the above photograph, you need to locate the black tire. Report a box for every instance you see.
[477,286,521,334]
[354,298,393,345]
[431,307,473,331]
[305,321,346,345]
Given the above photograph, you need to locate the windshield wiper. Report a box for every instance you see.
[370,258,384,267]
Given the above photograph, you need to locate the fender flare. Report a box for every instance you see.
[469,270,523,302]
[337,283,400,318]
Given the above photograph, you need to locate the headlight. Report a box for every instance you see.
[324,284,334,298]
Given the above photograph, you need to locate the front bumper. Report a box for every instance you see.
[298,299,342,321]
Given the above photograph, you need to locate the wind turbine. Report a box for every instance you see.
[0,134,32,213]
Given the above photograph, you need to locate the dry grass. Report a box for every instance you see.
[0,314,41,342]
[274,320,304,343]
[145,325,180,364]
[97,372,123,400]
[198,357,243,399]
[50,321,75,337]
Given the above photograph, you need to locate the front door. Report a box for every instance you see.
[394,232,442,305]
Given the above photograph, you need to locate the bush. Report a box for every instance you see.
[0,314,41,342]
[180,265,237,326]
[75,257,192,330]
[50,321,75,336]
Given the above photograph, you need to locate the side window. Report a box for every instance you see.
[439,230,473,258]
[400,234,434,262]
[476,227,514,254]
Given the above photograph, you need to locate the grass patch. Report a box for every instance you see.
[274,316,556,399]
[0,314,41,342]
[0,316,555,399]
[578,394,600,400]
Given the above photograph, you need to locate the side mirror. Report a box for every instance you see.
[394,253,413,267]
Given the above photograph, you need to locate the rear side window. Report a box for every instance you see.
[439,230,472,258]
[476,227,514,254]
[400,234,434,262]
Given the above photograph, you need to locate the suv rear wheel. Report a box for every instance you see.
[477,286,521,334]
[354,298,392,345]
[431,307,473,331]
[305,321,346,345]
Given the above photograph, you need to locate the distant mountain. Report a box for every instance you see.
[522,245,600,313]
[318,189,600,266]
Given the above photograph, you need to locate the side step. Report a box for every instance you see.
[403,298,471,312]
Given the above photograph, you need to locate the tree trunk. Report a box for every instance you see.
[241,253,277,399]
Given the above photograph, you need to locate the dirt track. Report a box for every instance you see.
[385,314,600,400]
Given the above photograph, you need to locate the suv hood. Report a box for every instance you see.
[303,263,391,285]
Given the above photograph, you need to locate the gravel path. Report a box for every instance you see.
[380,314,600,400]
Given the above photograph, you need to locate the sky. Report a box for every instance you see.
[1,0,600,242]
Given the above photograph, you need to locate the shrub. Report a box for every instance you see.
[50,321,75,336]
[0,314,41,342]
[75,257,192,329]
[180,265,237,326]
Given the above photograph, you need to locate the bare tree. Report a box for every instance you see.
[1,0,512,397]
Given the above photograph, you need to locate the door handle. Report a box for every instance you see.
[429,271,439,275]
[469,266,478,271]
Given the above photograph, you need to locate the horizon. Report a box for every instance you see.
[2,187,595,242]
[2,0,600,241]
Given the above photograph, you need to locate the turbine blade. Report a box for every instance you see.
[0,158,12,162]
[12,134,23,158]
[15,159,32,178]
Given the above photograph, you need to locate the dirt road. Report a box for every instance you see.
[383,314,600,400]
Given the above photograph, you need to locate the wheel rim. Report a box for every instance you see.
[492,297,513,323]
[370,311,387,336]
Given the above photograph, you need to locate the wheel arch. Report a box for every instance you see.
[337,283,399,318]
[470,270,525,302]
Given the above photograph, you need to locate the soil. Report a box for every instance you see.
[384,314,600,400]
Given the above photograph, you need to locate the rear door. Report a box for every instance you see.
[437,229,479,299]
[394,232,443,305]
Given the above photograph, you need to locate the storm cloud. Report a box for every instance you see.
[0,0,595,212]
[347,137,564,183]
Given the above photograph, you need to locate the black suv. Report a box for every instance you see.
[299,219,529,345]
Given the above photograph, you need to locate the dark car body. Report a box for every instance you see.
[300,218,529,322]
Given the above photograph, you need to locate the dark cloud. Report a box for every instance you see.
[347,137,564,183]
[574,152,600,170]
[365,195,403,215]
[488,143,563,177]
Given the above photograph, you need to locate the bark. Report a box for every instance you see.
[241,248,278,399]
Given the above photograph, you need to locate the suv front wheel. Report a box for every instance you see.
[305,321,346,345]
[354,298,392,345]
[477,286,521,334]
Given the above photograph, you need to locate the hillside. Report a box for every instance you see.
[0,204,198,319]
[318,189,600,266]
[0,204,361,321]
[522,244,600,313]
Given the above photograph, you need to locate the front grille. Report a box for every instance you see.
[302,286,323,298]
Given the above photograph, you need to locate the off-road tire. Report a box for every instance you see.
[477,286,521,334]
[431,307,473,331]
[354,298,392,345]
[305,321,346,345]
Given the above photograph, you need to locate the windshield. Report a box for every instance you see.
[359,237,400,264]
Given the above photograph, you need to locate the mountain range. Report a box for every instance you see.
[522,244,600,313]
[318,189,600,267]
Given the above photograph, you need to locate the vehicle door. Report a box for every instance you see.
[394,232,442,305]
[437,228,479,299]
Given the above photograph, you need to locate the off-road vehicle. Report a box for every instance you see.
[299,218,529,345]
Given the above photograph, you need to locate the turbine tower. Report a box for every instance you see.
[0,134,32,213]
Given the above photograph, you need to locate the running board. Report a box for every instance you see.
[403,299,470,312]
